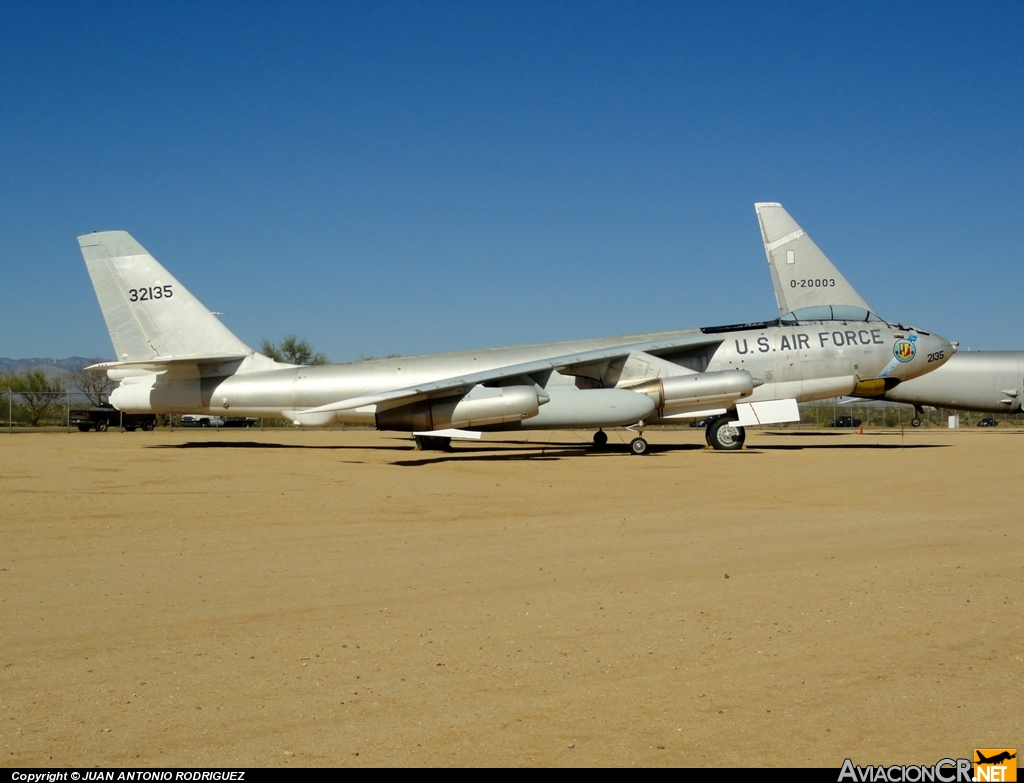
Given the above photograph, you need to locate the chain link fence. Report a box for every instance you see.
[798,398,1023,429]
[0,389,279,433]
[3,388,1020,433]
[2,389,104,433]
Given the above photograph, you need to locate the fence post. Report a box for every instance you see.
[6,388,11,435]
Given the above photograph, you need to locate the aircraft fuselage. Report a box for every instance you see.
[110,319,952,429]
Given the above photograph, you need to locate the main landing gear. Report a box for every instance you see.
[911,405,924,428]
[705,415,745,451]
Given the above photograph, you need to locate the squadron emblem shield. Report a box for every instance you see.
[893,340,916,362]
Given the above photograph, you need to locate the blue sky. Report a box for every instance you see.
[2,1,1022,360]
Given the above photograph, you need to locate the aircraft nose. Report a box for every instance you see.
[929,332,956,364]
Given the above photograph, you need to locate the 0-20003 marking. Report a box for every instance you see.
[790,278,836,288]
[129,285,174,301]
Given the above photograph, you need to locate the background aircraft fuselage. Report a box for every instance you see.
[879,351,1024,414]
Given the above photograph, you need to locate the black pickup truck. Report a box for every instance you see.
[70,404,156,432]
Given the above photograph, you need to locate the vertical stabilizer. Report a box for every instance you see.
[755,203,875,318]
[78,231,254,362]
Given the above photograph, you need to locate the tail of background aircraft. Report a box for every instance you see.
[755,203,877,319]
[78,231,260,367]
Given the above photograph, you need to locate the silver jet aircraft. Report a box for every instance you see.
[79,203,955,453]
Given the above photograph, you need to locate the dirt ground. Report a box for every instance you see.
[1,426,1020,767]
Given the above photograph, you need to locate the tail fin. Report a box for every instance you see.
[755,203,877,319]
[78,231,253,364]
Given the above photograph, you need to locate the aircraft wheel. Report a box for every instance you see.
[593,430,608,447]
[629,436,649,455]
[911,417,921,428]
[124,426,136,432]
[96,420,109,432]
[707,416,744,450]
[78,424,91,432]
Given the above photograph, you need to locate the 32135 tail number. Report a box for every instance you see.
[129,285,173,302]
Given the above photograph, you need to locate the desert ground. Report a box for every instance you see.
[1,426,1020,767]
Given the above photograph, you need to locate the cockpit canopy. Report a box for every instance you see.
[780,306,883,324]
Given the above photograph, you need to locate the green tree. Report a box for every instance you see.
[7,370,66,426]
[260,334,329,365]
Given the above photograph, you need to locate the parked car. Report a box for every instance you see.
[179,415,258,428]
[830,416,863,428]
[70,403,156,432]
[180,414,225,427]
[977,418,998,427]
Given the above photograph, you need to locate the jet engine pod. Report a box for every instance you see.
[110,376,201,413]
[629,370,758,413]
[376,385,547,431]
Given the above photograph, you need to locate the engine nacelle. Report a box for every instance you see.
[628,370,759,412]
[110,376,201,413]
[376,385,548,431]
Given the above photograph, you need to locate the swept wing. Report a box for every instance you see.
[301,333,725,416]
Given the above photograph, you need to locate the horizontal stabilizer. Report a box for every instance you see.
[86,354,249,372]
[755,203,875,318]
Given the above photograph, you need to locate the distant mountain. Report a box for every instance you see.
[0,357,110,378]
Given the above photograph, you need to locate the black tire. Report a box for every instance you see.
[593,430,608,447]
[911,417,921,428]
[96,420,109,432]
[707,416,745,451]
[200,419,209,427]
[629,436,649,455]
[77,424,91,432]
[142,420,155,432]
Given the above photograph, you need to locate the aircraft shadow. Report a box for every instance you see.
[392,442,705,466]
[760,431,853,437]
[147,438,948,460]
[149,441,412,452]
[752,443,948,451]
